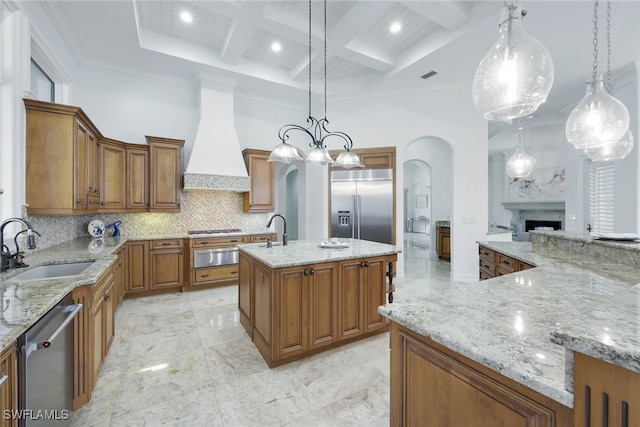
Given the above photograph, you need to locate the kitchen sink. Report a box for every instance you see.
[5,261,94,283]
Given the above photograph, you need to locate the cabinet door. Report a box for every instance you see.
[150,248,183,289]
[74,119,89,210]
[126,241,150,292]
[103,279,115,355]
[100,141,126,211]
[91,298,104,388]
[363,258,387,332]
[71,285,91,410]
[337,260,363,339]
[243,150,275,212]
[127,147,149,210]
[238,253,253,334]
[0,346,17,427]
[87,131,99,196]
[253,263,272,348]
[148,137,183,212]
[274,267,307,359]
[114,248,125,306]
[308,263,337,349]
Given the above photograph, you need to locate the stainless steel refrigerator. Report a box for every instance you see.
[330,169,393,244]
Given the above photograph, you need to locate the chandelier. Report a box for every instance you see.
[267,0,363,168]
[506,126,536,178]
[472,2,554,121]
[565,0,630,151]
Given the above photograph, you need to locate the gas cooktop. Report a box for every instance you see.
[187,229,243,235]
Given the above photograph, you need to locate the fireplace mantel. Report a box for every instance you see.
[501,201,565,211]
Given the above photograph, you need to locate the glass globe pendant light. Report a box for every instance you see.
[565,0,630,149]
[472,2,554,121]
[584,129,634,162]
[506,127,536,178]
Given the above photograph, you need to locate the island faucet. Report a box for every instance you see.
[266,214,287,246]
[1,218,40,271]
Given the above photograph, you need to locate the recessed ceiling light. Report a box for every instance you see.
[271,41,282,53]
[390,21,402,34]
[180,11,193,23]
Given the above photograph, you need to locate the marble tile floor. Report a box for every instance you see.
[71,256,451,427]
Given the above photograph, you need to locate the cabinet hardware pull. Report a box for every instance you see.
[309,268,315,275]
[161,243,171,245]
[230,239,238,242]
[201,274,210,278]
[364,261,369,267]
[304,269,309,276]
[201,241,209,244]
[104,294,110,301]
[179,250,183,255]
[231,271,238,274]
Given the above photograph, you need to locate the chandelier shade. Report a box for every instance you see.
[472,3,554,121]
[506,127,536,178]
[267,0,362,168]
[565,76,630,149]
[584,129,634,162]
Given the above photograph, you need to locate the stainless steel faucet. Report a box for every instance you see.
[1,218,40,271]
[266,214,287,246]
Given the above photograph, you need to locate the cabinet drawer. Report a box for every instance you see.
[497,264,514,276]
[151,239,183,250]
[191,237,244,247]
[251,234,276,243]
[479,269,494,281]
[479,259,496,273]
[478,246,496,262]
[496,253,517,271]
[92,269,113,308]
[193,266,239,284]
[519,261,535,270]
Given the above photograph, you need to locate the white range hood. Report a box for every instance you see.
[183,76,251,192]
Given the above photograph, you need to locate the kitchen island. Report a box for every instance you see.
[238,238,400,367]
[380,231,640,426]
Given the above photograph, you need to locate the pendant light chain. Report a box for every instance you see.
[307,0,312,119]
[591,0,599,82]
[606,0,611,89]
[324,0,327,120]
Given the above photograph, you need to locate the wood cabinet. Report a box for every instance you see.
[0,345,17,427]
[72,264,118,410]
[125,239,183,295]
[150,239,184,289]
[126,146,150,210]
[99,138,126,212]
[478,244,535,280]
[390,322,572,426]
[24,99,102,215]
[329,146,396,169]
[242,149,275,213]
[113,247,125,308]
[240,251,396,367]
[436,226,451,261]
[573,352,640,427]
[184,236,245,291]
[248,233,277,243]
[125,240,150,293]
[147,136,184,212]
[24,99,183,215]
[337,257,389,340]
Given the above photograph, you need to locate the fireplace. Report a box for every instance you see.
[525,220,562,232]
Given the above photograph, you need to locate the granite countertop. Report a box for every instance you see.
[238,238,401,268]
[380,237,640,408]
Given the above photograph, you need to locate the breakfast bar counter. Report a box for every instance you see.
[379,231,640,426]
[238,238,401,367]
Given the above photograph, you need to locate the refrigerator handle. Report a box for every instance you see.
[351,195,357,239]
[357,194,362,240]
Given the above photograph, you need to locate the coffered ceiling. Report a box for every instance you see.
[39,1,640,135]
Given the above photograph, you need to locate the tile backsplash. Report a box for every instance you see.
[22,190,271,251]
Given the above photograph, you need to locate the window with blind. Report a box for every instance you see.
[588,162,614,233]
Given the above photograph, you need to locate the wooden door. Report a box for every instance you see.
[363,258,387,332]
[243,150,275,212]
[127,147,149,210]
[100,141,126,211]
[150,248,183,289]
[0,346,17,427]
[74,119,89,210]
[126,241,149,292]
[274,267,307,359]
[147,137,183,212]
[308,263,338,349]
[337,260,362,339]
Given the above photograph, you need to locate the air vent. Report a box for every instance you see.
[420,71,438,80]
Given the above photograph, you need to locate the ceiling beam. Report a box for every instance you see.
[400,0,472,30]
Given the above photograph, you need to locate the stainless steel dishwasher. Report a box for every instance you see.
[17,293,82,426]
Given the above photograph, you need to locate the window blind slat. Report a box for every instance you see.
[588,162,614,233]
